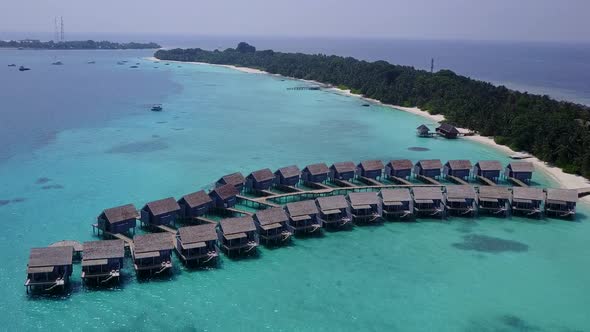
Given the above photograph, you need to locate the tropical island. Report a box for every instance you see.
[154,42,590,179]
[0,39,161,50]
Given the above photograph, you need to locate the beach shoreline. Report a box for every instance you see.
[148,56,590,192]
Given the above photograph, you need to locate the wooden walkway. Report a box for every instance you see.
[156,225,177,234]
[195,216,217,224]
[476,176,497,186]
[225,207,254,216]
[389,176,412,185]
[508,177,528,187]
[447,175,469,185]
[110,232,134,250]
[358,176,383,186]
[237,195,280,208]
[305,182,332,190]
[417,175,441,185]
[332,179,357,187]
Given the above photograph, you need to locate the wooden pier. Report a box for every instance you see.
[416,175,441,185]
[195,216,218,224]
[156,224,177,234]
[508,177,528,187]
[389,176,412,185]
[447,175,469,185]
[237,195,280,208]
[357,176,382,186]
[332,179,357,187]
[476,175,497,186]
[225,207,254,216]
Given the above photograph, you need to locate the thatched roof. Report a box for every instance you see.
[178,224,217,244]
[255,207,289,226]
[210,184,239,200]
[358,160,384,172]
[512,187,544,201]
[446,160,472,170]
[143,197,180,216]
[380,188,412,202]
[133,233,174,253]
[417,124,430,131]
[303,163,329,176]
[83,240,124,261]
[219,216,256,235]
[412,187,443,200]
[100,204,139,224]
[180,190,212,208]
[275,165,301,179]
[437,123,459,134]
[388,159,413,170]
[331,161,356,174]
[416,159,442,170]
[286,200,319,217]
[508,162,534,173]
[316,195,348,211]
[478,186,511,200]
[445,185,477,199]
[248,168,275,182]
[475,160,503,171]
[28,246,73,269]
[348,192,380,206]
[219,172,245,187]
[546,188,578,203]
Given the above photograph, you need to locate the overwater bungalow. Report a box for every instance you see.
[347,191,382,223]
[329,161,357,181]
[545,188,578,218]
[473,160,503,183]
[436,123,460,139]
[379,188,413,219]
[217,216,259,255]
[81,240,124,284]
[25,246,73,293]
[505,162,535,184]
[315,195,352,229]
[301,163,330,184]
[96,204,139,236]
[445,185,478,216]
[140,197,181,228]
[253,207,292,244]
[385,159,414,179]
[412,187,445,218]
[245,168,276,193]
[443,160,472,180]
[512,187,544,217]
[414,159,443,179]
[216,172,245,192]
[478,186,511,217]
[285,200,321,234]
[275,165,301,187]
[416,124,432,137]
[132,232,174,276]
[175,224,219,265]
[209,184,239,209]
[177,190,213,220]
[357,160,385,180]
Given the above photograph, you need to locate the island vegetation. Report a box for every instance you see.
[0,39,161,50]
[155,42,590,178]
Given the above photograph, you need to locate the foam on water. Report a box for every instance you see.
[0,52,588,331]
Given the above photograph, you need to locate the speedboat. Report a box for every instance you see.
[8,64,16,67]
[151,104,163,112]
[51,61,63,65]
[19,66,31,71]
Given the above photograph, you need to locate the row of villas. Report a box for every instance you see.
[25,182,578,292]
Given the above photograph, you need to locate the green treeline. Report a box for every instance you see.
[0,39,161,50]
[155,42,590,177]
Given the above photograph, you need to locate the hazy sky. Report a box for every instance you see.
[1,0,589,42]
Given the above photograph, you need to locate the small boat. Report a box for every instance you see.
[130,65,138,68]
[150,104,163,112]
[117,61,125,65]
[165,63,170,66]
[19,66,31,71]
[362,104,370,107]
[51,61,63,65]
[87,61,96,64]
[8,64,16,67]
[135,63,140,65]
[510,152,533,160]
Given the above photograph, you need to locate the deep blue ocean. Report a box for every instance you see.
[1,36,589,331]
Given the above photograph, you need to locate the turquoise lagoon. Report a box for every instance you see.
[0,50,589,331]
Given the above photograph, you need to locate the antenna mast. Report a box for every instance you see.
[54,17,59,42]
[60,16,65,42]
[430,58,434,73]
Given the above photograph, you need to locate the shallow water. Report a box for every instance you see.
[0,50,588,331]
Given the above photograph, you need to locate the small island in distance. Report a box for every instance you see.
[0,39,161,50]
[155,42,590,179]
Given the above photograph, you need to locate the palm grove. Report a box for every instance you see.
[155,43,590,178]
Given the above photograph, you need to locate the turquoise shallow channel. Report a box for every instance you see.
[0,50,589,331]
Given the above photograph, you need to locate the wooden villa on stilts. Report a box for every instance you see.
[301,163,330,186]
[356,160,385,183]
[175,224,219,265]
[177,190,213,221]
[274,165,301,189]
[545,188,578,219]
[253,207,292,244]
[416,124,432,137]
[216,172,245,192]
[505,162,535,184]
[414,159,443,182]
[347,191,382,223]
[445,185,478,217]
[379,188,413,220]
[140,197,181,228]
[245,168,276,194]
[385,159,414,181]
[443,160,472,181]
[217,216,259,255]
[285,200,321,234]
[81,240,124,284]
[132,232,174,276]
[95,204,139,237]
[209,184,239,209]
[25,246,73,293]
[315,195,352,229]
[473,160,503,184]
[436,123,460,139]
[477,186,511,217]
[329,161,357,184]
[512,187,544,218]
[412,187,445,218]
